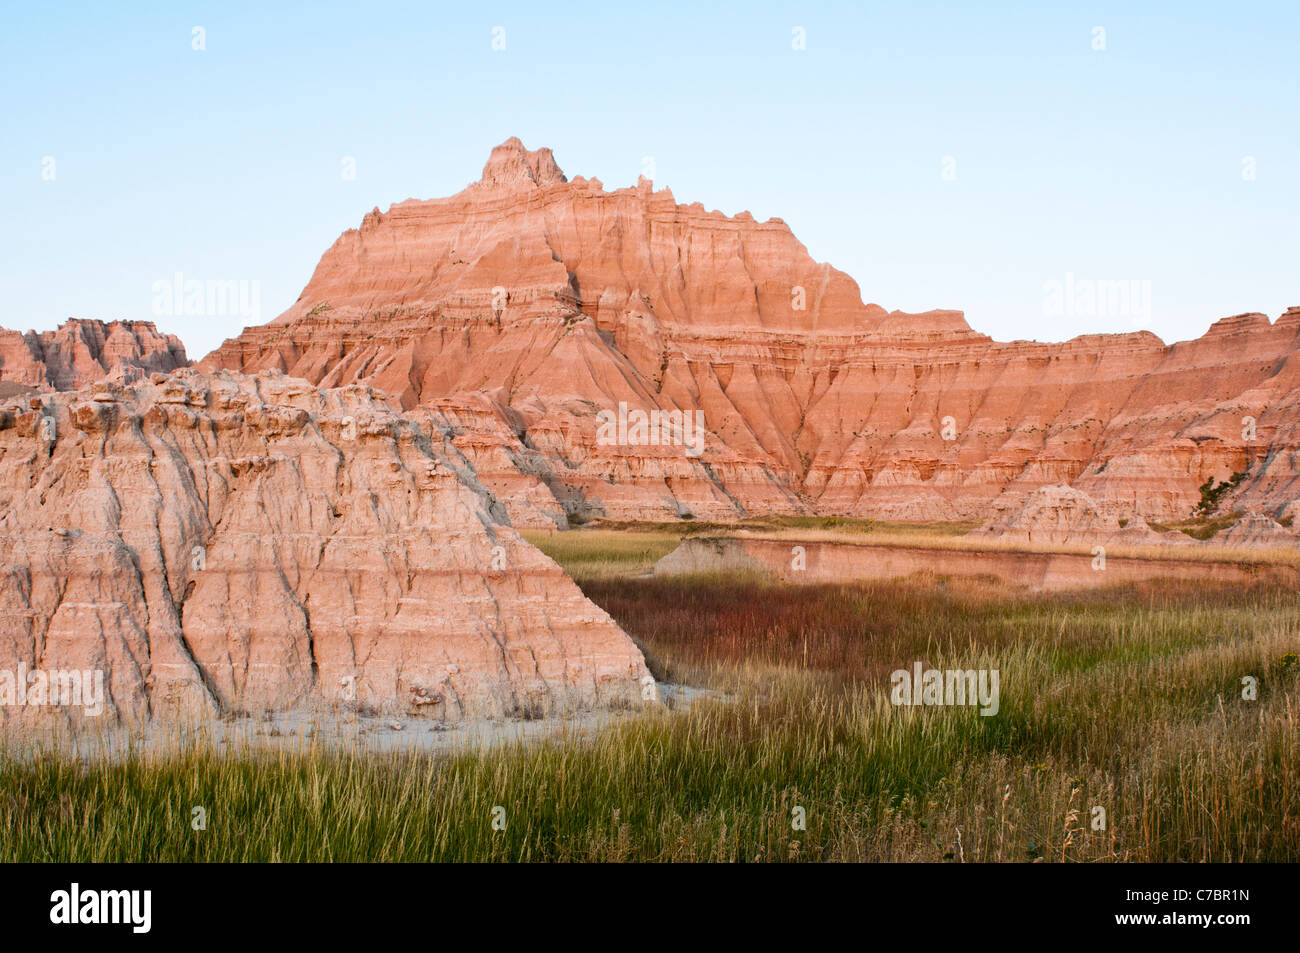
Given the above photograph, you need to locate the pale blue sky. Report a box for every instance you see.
[2,1,1296,360]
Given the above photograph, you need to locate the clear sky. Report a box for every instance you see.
[3,1,1297,360]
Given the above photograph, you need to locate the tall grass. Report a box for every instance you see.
[3,571,1297,861]
[527,517,1300,574]
[519,517,984,579]
[520,528,680,578]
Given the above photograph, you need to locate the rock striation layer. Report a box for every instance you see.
[203,138,1300,526]
[972,484,1131,546]
[1215,512,1300,548]
[0,319,189,392]
[973,483,1300,549]
[0,368,651,725]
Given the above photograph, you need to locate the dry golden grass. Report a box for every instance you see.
[4,524,1297,862]
[521,527,681,577]
[527,514,1300,577]
[3,574,1296,861]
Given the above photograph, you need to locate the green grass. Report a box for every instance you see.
[521,527,681,577]
[1150,509,1246,541]
[7,522,1300,861]
[577,514,980,537]
[3,568,1298,861]
[521,517,982,578]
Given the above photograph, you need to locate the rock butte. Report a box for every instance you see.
[0,369,650,725]
[4,137,1299,721]
[973,483,1296,548]
[0,318,187,394]
[194,137,1300,528]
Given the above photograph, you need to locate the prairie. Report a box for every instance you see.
[2,526,1297,862]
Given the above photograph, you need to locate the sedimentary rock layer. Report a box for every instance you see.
[0,368,651,724]
[971,483,1299,548]
[0,319,189,392]
[201,138,1300,525]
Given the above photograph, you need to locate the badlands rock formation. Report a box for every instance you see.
[1215,512,1300,548]
[0,319,188,392]
[0,368,651,725]
[972,483,1300,549]
[972,484,1129,546]
[971,484,1186,547]
[203,137,1300,526]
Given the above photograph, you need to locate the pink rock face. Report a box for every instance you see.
[0,319,189,391]
[1215,512,1300,548]
[202,138,1300,525]
[971,483,1192,547]
[0,369,651,725]
[973,484,1126,546]
[973,484,1300,550]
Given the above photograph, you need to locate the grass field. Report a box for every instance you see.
[3,529,1298,862]
[526,515,1300,571]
